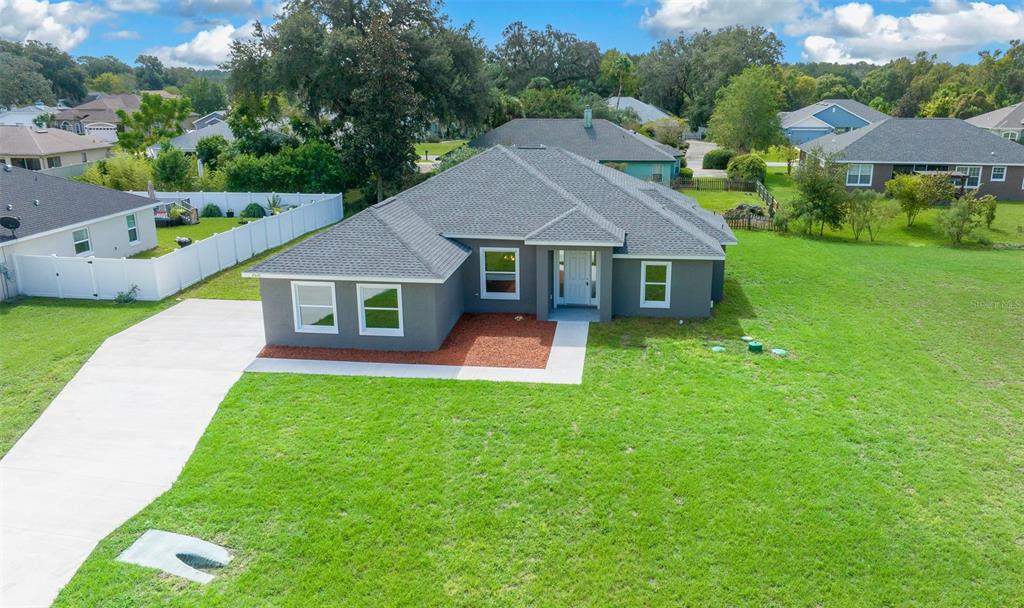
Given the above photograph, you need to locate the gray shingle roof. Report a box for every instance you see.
[798,118,1024,165]
[0,165,154,244]
[471,119,681,162]
[965,102,1024,130]
[249,145,732,281]
[605,97,672,124]
[167,121,234,152]
[780,99,889,129]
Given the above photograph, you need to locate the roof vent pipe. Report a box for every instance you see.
[583,105,593,129]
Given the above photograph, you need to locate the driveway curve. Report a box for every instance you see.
[1,299,264,607]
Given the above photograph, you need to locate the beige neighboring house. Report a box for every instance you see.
[0,125,114,170]
[966,102,1024,142]
[53,94,142,143]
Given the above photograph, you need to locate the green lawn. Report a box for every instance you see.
[55,232,1024,606]
[752,146,797,163]
[132,217,246,259]
[0,228,328,456]
[415,139,468,159]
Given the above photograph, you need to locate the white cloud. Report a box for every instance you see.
[639,0,808,35]
[103,29,141,39]
[106,0,155,11]
[0,0,103,50]
[796,2,1024,63]
[177,0,255,15]
[144,20,254,68]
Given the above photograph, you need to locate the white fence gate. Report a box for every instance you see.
[14,194,342,301]
[126,191,329,214]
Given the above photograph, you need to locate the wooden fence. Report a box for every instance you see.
[677,177,779,213]
[723,214,782,232]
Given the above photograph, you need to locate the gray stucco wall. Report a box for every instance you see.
[711,258,725,303]
[458,238,537,314]
[611,258,714,318]
[534,245,613,321]
[259,272,463,351]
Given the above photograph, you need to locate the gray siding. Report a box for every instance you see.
[611,258,714,318]
[711,258,725,303]
[458,239,537,314]
[846,163,1024,199]
[259,272,463,351]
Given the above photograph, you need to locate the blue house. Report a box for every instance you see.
[779,99,889,145]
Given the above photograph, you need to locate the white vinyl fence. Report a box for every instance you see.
[14,194,342,301]
[127,190,329,214]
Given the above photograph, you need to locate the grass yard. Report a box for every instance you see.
[0,227,328,456]
[415,139,468,159]
[55,232,1024,606]
[132,217,247,259]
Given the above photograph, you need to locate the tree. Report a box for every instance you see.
[814,73,853,99]
[182,78,227,115]
[599,50,638,99]
[938,191,994,244]
[493,22,601,92]
[78,55,133,78]
[87,72,135,94]
[346,11,423,202]
[76,152,153,191]
[0,52,56,106]
[116,93,193,153]
[790,150,849,236]
[153,146,192,190]
[885,173,954,227]
[222,142,348,193]
[195,135,229,171]
[707,66,784,153]
[847,190,896,241]
[644,118,686,147]
[519,87,580,118]
[134,55,167,90]
[436,145,480,172]
[0,40,87,103]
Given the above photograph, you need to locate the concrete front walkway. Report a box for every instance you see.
[1,299,265,608]
[248,321,590,384]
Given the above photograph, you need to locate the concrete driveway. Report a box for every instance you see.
[685,140,727,177]
[1,299,264,608]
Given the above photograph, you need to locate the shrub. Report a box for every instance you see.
[726,154,767,183]
[76,152,153,191]
[885,173,956,227]
[436,146,480,173]
[678,167,694,181]
[200,203,223,218]
[642,118,687,147]
[938,191,994,244]
[702,148,735,170]
[113,284,139,304]
[981,197,997,229]
[241,203,266,218]
[847,190,897,241]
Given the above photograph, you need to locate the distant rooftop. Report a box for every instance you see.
[605,97,673,124]
[471,118,681,163]
[0,126,113,156]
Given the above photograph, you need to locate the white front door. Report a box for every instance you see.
[563,250,592,305]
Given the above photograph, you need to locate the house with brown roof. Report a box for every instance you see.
[0,126,113,171]
[53,94,142,142]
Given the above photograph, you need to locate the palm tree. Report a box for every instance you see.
[613,55,633,106]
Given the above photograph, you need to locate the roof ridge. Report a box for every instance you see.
[498,146,624,241]
[554,148,724,255]
[370,203,446,277]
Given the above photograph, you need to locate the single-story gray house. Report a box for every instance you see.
[0,164,157,298]
[243,145,735,352]
[605,96,673,124]
[470,109,684,185]
[798,118,1024,199]
[966,102,1024,142]
[780,99,889,145]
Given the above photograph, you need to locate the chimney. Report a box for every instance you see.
[583,105,593,129]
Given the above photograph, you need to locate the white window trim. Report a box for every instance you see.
[357,283,404,337]
[479,246,520,300]
[291,281,338,334]
[126,213,139,243]
[72,227,92,257]
[955,165,982,189]
[845,163,873,187]
[990,166,1007,182]
[640,261,672,309]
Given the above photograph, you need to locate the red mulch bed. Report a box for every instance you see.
[258,313,556,369]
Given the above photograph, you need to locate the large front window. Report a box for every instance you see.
[291,281,337,333]
[640,261,671,309]
[358,284,403,336]
[845,163,872,186]
[480,247,519,300]
[72,228,92,255]
[955,166,981,188]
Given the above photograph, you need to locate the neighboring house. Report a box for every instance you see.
[966,102,1024,142]
[779,99,889,145]
[193,110,227,130]
[0,164,157,298]
[798,118,1024,198]
[53,94,142,142]
[605,96,673,124]
[471,109,684,185]
[0,126,113,170]
[243,144,735,352]
[147,121,235,158]
[0,101,66,127]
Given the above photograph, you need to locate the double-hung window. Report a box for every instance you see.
[1003,131,1018,141]
[640,261,671,309]
[126,214,139,243]
[357,284,403,337]
[72,228,92,255]
[990,166,1007,182]
[291,281,337,333]
[652,167,663,183]
[955,166,981,189]
[845,163,872,186]
[480,247,519,299]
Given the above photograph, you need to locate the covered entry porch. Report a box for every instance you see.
[533,245,614,322]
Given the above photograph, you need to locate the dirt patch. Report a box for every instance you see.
[258,313,556,369]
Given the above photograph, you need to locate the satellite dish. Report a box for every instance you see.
[0,216,21,237]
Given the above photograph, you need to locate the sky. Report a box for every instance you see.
[1,0,1023,69]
